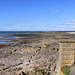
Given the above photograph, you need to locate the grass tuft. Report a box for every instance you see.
[62,66,70,75]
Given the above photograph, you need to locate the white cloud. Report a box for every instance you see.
[64,21,75,25]
[5,26,29,31]
[6,24,14,25]
[65,23,71,25]
[36,26,50,30]
[49,8,53,10]
[5,27,11,30]
[64,17,67,19]
[14,26,29,30]
[50,25,75,31]
[56,10,59,13]
[72,24,75,25]
[49,8,59,13]
[70,19,75,22]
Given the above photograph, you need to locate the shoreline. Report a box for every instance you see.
[0,31,75,75]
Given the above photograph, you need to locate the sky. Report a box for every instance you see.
[0,0,75,31]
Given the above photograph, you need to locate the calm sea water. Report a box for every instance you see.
[0,31,43,44]
[0,31,43,39]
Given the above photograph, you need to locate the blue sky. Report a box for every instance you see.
[0,0,75,31]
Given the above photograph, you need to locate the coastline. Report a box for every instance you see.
[0,31,75,75]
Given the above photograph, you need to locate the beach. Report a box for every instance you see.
[0,31,75,75]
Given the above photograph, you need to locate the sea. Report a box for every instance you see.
[0,31,43,44]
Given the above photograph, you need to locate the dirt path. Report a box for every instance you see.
[69,66,75,75]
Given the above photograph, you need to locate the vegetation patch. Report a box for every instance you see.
[22,68,44,75]
[33,68,44,75]
[62,66,70,75]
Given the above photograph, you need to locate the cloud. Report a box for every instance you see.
[6,24,14,25]
[5,26,29,31]
[5,27,11,30]
[5,25,75,31]
[65,23,71,25]
[64,17,67,19]
[64,20,75,25]
[50,25,75,31]
[36,26,49,30]
[49,8,59,13]
[34,25,75,31]
[56,10,59,13]
[49,8,53,10]
[72,24,75,25]
[49,8,53,13]
[14,26,29,30]
[70,19,75,22]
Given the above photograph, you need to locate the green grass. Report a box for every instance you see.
[25,68,44,75]
[62,66,70,75]
[33,68,44,75]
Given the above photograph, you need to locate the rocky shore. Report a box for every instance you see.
[0,31,75,75]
